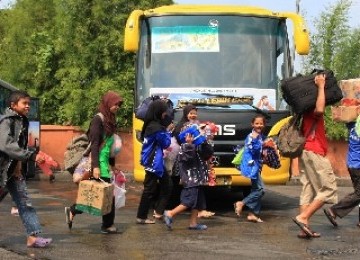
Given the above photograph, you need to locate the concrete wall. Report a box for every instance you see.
[40,125,349,178]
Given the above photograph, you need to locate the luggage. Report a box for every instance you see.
[331,106,360,123]
[75,179,114,216]
[281,70,343,114]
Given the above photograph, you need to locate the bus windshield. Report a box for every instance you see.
[137,15,291,110]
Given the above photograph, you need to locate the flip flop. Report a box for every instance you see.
[292,217,313,237]
[323,208,338,227]
[297,232,312,239]
[65,207,73,230]
[188,224,208,230]
[153,211,163,220]
[163,211,173,230]
[27,237,52,248]
[136,218,155,224]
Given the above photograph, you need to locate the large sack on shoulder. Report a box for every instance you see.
[281,70,342,114]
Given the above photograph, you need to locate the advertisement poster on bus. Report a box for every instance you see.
[150,87,276,111]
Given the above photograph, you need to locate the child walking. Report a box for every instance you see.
[164,128,214,230]
[0,90,52,248]
[136,99,174,224]
[169,104,215,218]
[323,121,360,227]
[234,115,266,223]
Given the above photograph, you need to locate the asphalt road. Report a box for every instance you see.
[1,172,360,260]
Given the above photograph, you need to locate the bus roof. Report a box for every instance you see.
[0,79,18,92]
[142,5,287,19]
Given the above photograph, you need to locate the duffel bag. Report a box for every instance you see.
[281,70,342,114]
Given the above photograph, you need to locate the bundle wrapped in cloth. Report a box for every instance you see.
[262,138,281,169]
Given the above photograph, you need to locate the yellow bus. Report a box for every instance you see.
[124,5,309,187]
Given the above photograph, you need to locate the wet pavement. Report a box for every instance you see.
[1,172,360,260]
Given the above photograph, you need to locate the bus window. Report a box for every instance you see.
[0,80,40,150]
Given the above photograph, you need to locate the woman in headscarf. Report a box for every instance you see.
[65,91,123,234]
[136,99,174,224]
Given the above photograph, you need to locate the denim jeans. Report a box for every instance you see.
[242,173,265,215]
[6,176,42,236]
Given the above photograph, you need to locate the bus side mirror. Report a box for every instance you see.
[281,12,310,55]
[124,10,144,52]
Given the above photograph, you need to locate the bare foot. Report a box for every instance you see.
[234,201,244,217]
[247,214,263,223]
[198,210,215,218]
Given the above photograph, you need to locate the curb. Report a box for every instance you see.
[287,176,352,187]
[35,171,353,187]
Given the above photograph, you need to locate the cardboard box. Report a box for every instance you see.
[75,180,114,216]
[331,105,360,122]
[339,79,360,99]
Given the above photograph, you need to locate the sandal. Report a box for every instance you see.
[297,226,321,239]
[163,211,173,230]
[323,208,338,227]
[65,207,73,229]
[188,224,208,230]
[27,237,52,248]
[136,218,155,224]
[153,210,163,220]
[101,225,118,234]
[292,217,313,237]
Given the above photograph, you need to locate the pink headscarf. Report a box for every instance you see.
[98,91,123,136]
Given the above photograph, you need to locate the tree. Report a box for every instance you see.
[0,0,173,129]
[303,0,360,140]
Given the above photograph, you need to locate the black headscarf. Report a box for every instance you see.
[140,99,170,141]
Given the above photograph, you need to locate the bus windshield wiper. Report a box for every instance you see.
[201,93,271,119]
[145,18,151,68]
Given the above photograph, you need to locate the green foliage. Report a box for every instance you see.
[0,0,172,129]
[303,0,359,140]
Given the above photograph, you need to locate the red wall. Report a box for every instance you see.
[40,125,349,178]
[40,125,133,173]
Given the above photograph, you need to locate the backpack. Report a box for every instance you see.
[135,95,174,121]
[63,134,91,174]
[63,113,104,174]
[277,115,305,158]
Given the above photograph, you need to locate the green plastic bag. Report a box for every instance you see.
[356,114,360,136]
[231,147,244,166]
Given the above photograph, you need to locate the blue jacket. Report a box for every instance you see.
[239,131,264,179]
[140,130,171,177]
[347,122,360,169]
